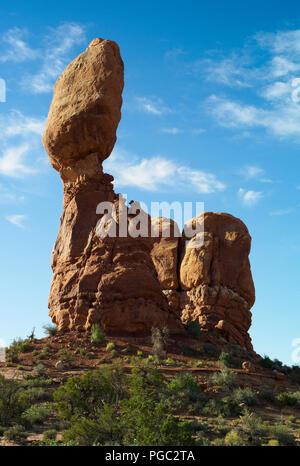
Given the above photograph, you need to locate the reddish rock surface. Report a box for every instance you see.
[44,38,255,348]
[43,38,184,336]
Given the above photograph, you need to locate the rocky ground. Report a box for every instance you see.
[1,328,300,446]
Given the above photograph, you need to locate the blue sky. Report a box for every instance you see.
[0,0,299,364]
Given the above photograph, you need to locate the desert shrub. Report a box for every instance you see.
[63,404,122,446]
[224,429,245,446]
[286,415,297,427]
[34,363,46,376]
[0,375,29,426]
[209,367,237,392]
[202,398,241,418]
[19,387,50,403]
[168,373,201,402]
[203,343,219,357]
[232,387,257,406]
[219,351,233,367]
[266,439,280,446]
[260,355,276,369]
[3,424,27,442]
[276,392,298,407]
[57,349,74,364]
[43,429,57,442]
[90,324,106,344]
[106,342,115,352]
[185,320,202,339]
[21,402,53,427]
[43,324,57,337]
[54,366,127,419]
[7,338,32,362]
[151,326,169,359]
[238,412,267,445]
[20,376,52,389]
[269,424,296,446]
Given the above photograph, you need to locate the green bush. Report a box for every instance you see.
[219,351,233,367]
[54,366,127,419]
[90,324,106,344]
[63,404,122,446]
[238,413,267,445]
[224,429,245,446]
[0,375,30,426]
[209,367,237,392]
[276,392,298,407]
[4,424,27,442]
[43,429,57,442]
[21,402,53,427]
[106,342,115,352]
[168,373,202,401]
[43,324,58,337]
[232,387,257,406]
[7,338,32,363]
[269,424,296,446]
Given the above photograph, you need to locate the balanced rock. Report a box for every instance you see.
[44,38,256,348]
[43,39,184,336]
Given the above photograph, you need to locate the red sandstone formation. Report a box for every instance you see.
[43,38,255,349]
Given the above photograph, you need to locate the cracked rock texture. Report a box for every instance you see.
[43,38,255,348]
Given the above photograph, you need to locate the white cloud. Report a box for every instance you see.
[238,188,263,206]
[208,94,300,139]
[0,111,45,138]
[160,127,182,134]
[242,165,265,179]
[136,97,172,116]
[0,27,37,63]
[104,148,226,193]
[6,214,26,228]
[0,144,35,178]
[0,111,46,177]
[22,23,85,94]
[204,29,300,141]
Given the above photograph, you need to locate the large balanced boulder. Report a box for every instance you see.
[43,38,184,336]
[44,38,256,348]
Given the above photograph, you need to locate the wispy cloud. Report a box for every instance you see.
[203,29,300,141]
[24,23,86,93]
[6,214,26,228]
[135,97,172,116]
[0,183,25,204]
[160,127,182,134]
[238,188,263,206]
[242,165,265,179]
[0,111,46,177]
[0,144,34,178]
[104,148,225,193]
[0,23,85,93]
[0,27,38,63]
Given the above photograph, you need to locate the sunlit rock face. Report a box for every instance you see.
[44,39,255,349]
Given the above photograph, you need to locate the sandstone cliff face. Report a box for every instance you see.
[44,38,255,349]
